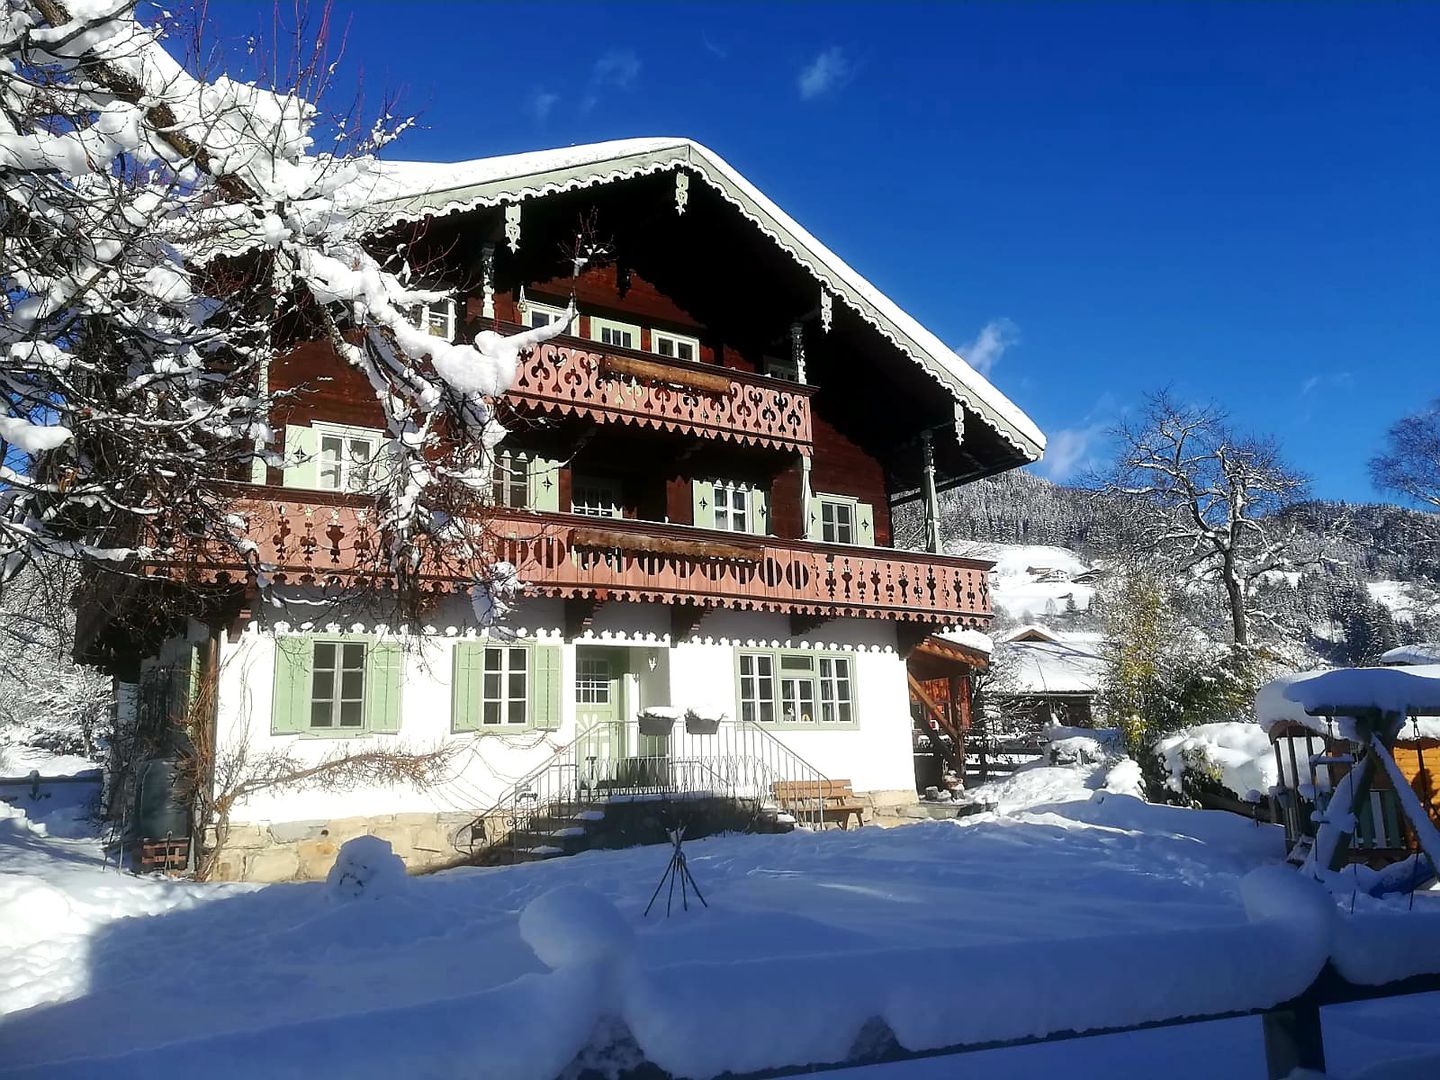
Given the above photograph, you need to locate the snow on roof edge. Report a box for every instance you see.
[365,138,1045,461]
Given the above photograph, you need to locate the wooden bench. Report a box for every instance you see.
[773,779,866,830]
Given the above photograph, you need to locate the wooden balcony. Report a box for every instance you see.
[505,330,814,454]
[166,494,992,630]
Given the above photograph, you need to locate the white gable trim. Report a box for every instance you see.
[367,139,1045,462]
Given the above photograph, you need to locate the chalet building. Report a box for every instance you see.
[80,139,1044,880]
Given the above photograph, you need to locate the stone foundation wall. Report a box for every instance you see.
[209,811,476,882]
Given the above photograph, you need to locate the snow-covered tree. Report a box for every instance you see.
[1,0,572,624]
[1101,391,1309,647]
[1371,397,1440,511]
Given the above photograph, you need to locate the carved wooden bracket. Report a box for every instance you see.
[788,612,830,638]
[564,597,603,638]
[671,602,708,642]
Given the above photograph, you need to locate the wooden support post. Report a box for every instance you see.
[1261,1003,1326,1080]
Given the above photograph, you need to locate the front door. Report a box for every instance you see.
[575,647,627,788]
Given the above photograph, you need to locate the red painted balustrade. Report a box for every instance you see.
[505,334,814,454]
[167,495,992,628]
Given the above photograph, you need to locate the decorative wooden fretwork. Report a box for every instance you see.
[159,498,993,630]
[507,338,815,454]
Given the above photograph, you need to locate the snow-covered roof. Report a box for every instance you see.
[1382,642,1440,667]
[1256,667,1440,740]
[993,633,1106,696]
[360,138,1044,462]
[935,628,994,655]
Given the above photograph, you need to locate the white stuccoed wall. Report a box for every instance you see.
[211,593,917,831]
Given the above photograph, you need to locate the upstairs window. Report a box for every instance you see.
[819,496,856,544]
[314,423,380,493]
[523,300,569,331]
[651,330,699,363]
[571,475,624,518]
[712,481,752,533]
[763,355,800,382]
[412,297,458,342]
[491,449,530,509]
[590,316,641,352]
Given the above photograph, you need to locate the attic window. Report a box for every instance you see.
[590,316,640,351]
[523,300,569,331]
[652,330,698,363]
[412,297,457,342]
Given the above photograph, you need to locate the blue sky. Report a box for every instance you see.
[207,1,1438,502]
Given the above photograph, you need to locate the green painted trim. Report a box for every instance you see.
[732,646,860,731]
[452,639,562,734]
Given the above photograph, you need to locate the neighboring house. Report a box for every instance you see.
[987,625,1106,729]
[76,138,1044,880]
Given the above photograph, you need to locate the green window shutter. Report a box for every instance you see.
[855,502,876,547]
[806,497,824,541]
[692,480,715,529]
[282,425,318,489]
[752,487,770,536]
[528,456,560,511]
[451,640,484,732]
[365,640,404,733]
[529,645,563,730]
[271,636,313,734]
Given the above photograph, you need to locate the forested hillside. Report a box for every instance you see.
[897,470,1440,666]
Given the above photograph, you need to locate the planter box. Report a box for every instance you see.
[684,712,722,736]
[637,710,678,737]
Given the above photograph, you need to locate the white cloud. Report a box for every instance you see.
[958,318,1019,376]
[1300,371,1353,396]
[1034,423,1106,483]
[798,46,851,101]
[594,49,641,89]
[527,89,560,124]
[581,50,642,113]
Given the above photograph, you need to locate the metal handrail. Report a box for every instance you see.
[456,715,838,858]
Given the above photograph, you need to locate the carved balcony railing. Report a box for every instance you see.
[160,495,992,629]
[503,329,814,454]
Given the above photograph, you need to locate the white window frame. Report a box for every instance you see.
[818,494,858,545]
[736,648,856,729]
[570,475,624,518]
[521,299,569,331]
[481,644,530,727]
[712,480,753,533]
[312,422,384,494]
[491,448,531,509]
[310,639,368,731]
[763,355,800,382]
[589,316,642,352]
[412,296,458,342]
[651,329,700,364]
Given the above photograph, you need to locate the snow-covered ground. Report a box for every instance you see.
[2,767,1438,1079]
[950,542,1096,621]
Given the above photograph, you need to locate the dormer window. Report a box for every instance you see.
[590,316,640,351]
[412,297,457,342]
[651,330,699,363]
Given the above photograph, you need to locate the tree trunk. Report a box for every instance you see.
[1223,558,1248,646]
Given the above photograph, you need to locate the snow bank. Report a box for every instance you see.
[519,885,633,969]
[1155,722,1278,802]
[325,836,407,901]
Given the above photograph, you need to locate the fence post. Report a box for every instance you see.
[1261,1003,1326,1080]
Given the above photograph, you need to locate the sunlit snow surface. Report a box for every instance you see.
[1,772,1437,1079]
